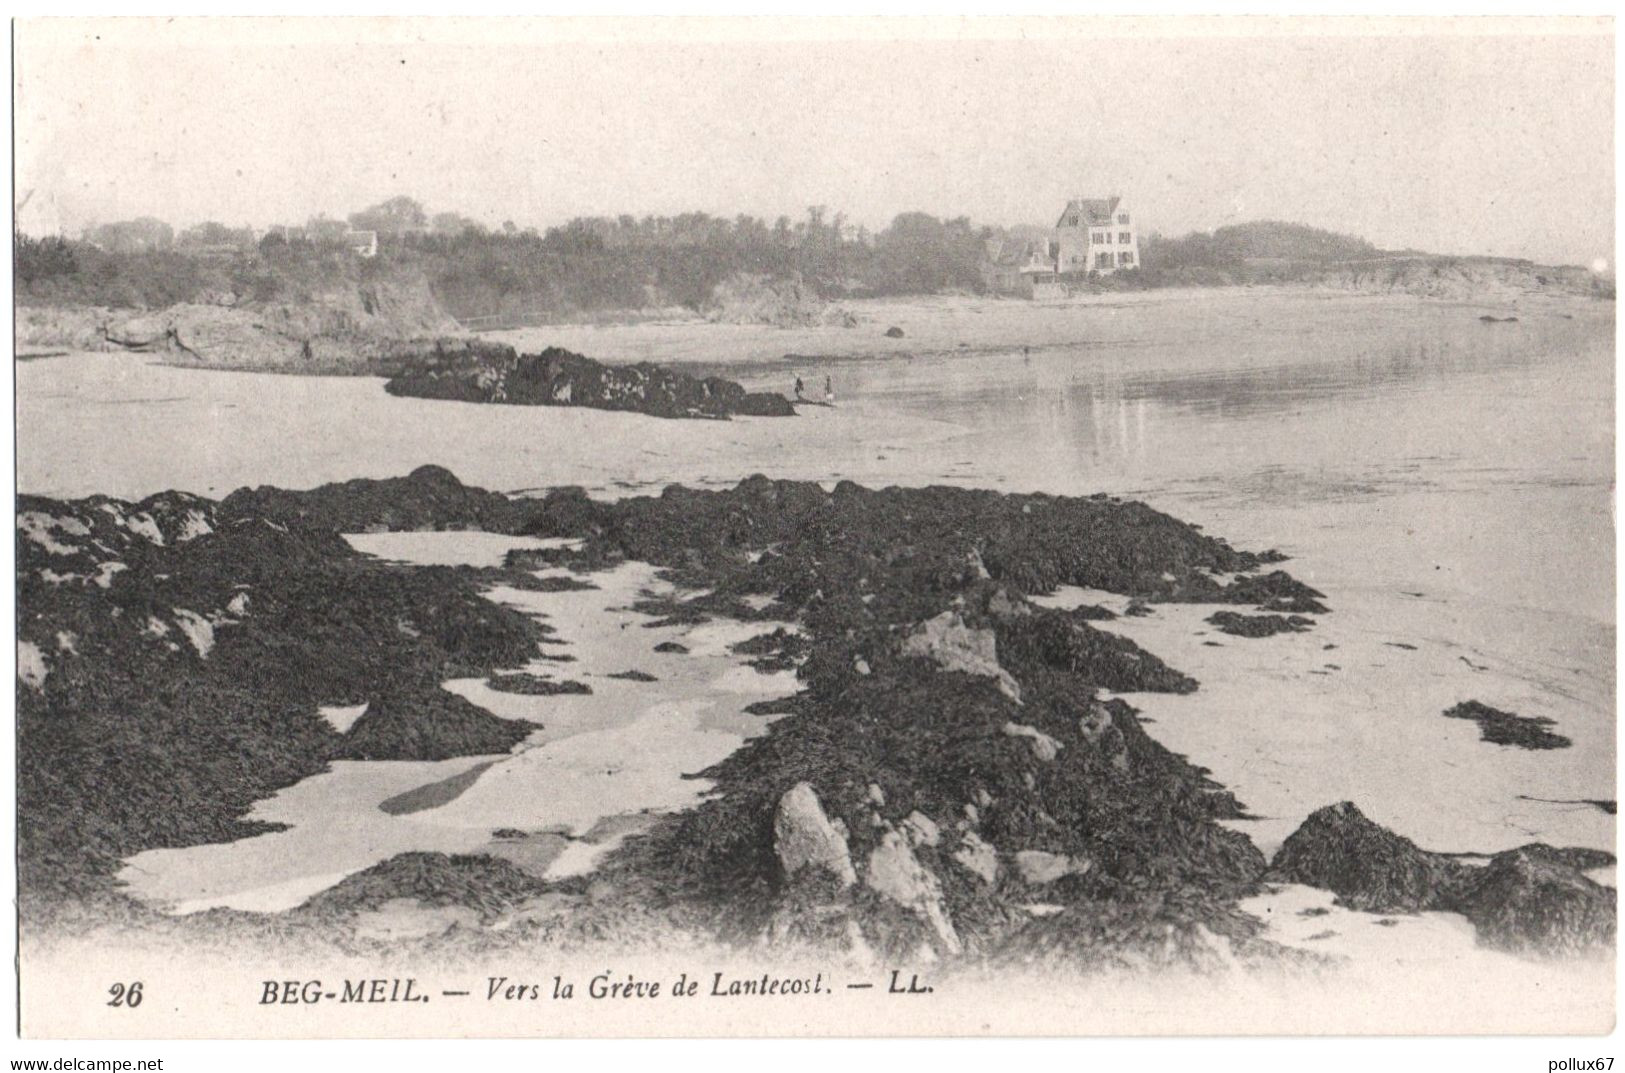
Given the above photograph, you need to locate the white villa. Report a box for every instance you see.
[983,194,1143,297]
[1053,195,1139,276]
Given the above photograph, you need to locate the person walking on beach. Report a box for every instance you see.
[794,376,805,401]
[824,375,835,404]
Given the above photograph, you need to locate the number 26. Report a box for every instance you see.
[107,982,143,1008]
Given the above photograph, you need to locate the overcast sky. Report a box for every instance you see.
[14,17,1615,265]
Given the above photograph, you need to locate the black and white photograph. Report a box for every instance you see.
[7,14,1616,1047]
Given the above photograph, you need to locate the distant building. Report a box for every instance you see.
[344,230,379,258]
[1054,195,1139,276]
[982,236,1059,297]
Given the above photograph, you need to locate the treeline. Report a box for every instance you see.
[17,198,1424,318]
[1065,220,1391,290]
[1143,220,1381,268]
[16,230,375,310]
[15,198,997,320]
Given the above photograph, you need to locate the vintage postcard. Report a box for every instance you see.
[9,15,1616,1043]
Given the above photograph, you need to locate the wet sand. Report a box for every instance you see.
[116,538,801,914]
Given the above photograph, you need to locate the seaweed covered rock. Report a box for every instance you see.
[1269,803,1615,956]
[1206,611,1314,638]
[996,893,1260,974]
[383,344,794,419]
[732,627,811,672]
[996,610,1198,694]
[485,673,591,696]
[297,851,547,921]
[16,481,552,909]
[221,464,534,535]
[336,689,534,761]
[1265,802,1467,912]
[592,475,1298,610]
[21,465,1321,968]
[1443,700,1571,750]
[1460,848,1616,956]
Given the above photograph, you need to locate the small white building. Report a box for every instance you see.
[343,229,379,258]
[1053,195,1139,276]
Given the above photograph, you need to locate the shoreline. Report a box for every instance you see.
[18,286,1611,382]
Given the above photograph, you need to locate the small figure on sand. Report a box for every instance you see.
[794,376,805,401]
[824,375,835,404]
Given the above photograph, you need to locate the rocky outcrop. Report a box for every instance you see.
[22,466,1311,970]
[900,811,941,847]
[1297,257,1611,303]
[221,464,531,535]
[865,829,961,954]
[773,783,857,888]
[1267,802,1614,956]
[78,271,464,372]
[1462,848,1617,956]
[16,473,552,909]
[952,832,999,886]
[336,689,534,762]
[704,273,852,328]
[1266,802,1465,912]
[899,611,1022,703]
[384,344,794,419]
[995,608,1197,694]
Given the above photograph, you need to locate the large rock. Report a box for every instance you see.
[901,810,941,847]
[773,782,857,888]
[865,829,961,954]
[1265,802,1466,912]
[899,611,1021,703]
[953,832,999,886]
[1460,848,1615,957]
[1270,802,1615,957]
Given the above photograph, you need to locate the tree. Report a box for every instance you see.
[85,217,174,253]
[305,215,349,242]
[348,196,428,235]
[177,221,235,248]
[870,212,987,295]
[15,233,77,283]
[431,211,485,237]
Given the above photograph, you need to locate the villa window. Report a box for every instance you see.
[1118,251,1135,266]
[1095,252,1112,269]
[1119,232,1131,244]
[1118,214,1130,225]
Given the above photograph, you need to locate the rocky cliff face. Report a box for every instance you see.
[1293,257,1611,303]
[19,268,464,371]
[704,273,855,328]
